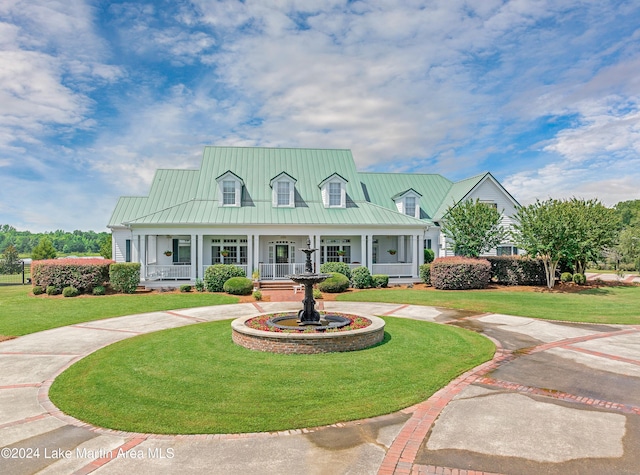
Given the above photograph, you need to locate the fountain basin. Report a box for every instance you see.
[232,313,385,354]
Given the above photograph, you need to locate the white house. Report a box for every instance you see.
[108,147,520,284]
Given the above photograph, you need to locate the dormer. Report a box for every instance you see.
[269,172,297,208]
[216,171,243,207]
[392,189,422,218]
[319,173,348,208]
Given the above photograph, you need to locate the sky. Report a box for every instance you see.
[1,0,639,233]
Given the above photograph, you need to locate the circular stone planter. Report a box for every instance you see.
[231,314,386,354]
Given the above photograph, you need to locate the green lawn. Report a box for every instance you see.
[0,285,238,337]
[49,317,494,434]
[337,285,640,325]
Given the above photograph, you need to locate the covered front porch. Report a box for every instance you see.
[130,230,425,283]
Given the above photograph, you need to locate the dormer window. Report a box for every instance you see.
[216,171,243,207]
[319,173,348,208]
[393,189,421,218]
[270,172,296,208]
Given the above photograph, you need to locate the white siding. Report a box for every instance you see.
[112,229,132,263]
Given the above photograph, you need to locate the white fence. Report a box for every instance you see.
[145,265,192,280]
[260,263,306,280]
[372,263,415,277]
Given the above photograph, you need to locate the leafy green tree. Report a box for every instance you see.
[617,226,640,271]
[32,237,57,260]
[614,200,640,227]
[441,199,507,257]
[512,198,619,288]
[0,245,22,274]
[99,234,112,259]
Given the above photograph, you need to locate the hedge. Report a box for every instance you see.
[484,256,546,286]
[32,258,113,292]
[109,262,141,293]
[223,277,253,295]
[317,272,350,293]
[430,257,491,290]
[419,264,431,285]
[372,274,389,288]
[319,262,352,280]
[204,264,246,292]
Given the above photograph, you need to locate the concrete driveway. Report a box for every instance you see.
[1,301,639,475]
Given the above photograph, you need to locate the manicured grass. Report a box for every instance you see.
[337,286,640,325]
[49,317,494,434]
[0,286,238,337]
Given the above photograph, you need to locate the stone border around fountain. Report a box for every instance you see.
[231,314,386,354]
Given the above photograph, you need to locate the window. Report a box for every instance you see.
[405,196,416,217]
[329,183,341,206]
[172,239,191,264]
[497,246,518,256]
[223,181,236,205]
[277,181,290,206]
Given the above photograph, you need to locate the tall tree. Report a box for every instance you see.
[441,198,507,258]
[32,237,57,260]
[0,245,22,274]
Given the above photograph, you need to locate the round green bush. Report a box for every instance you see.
[180,284,192,293]
[223,277,253,295]
[419,264,431,285]
[252,290,262,301]
[32,285,44,295]
[424,248,435,264]
[573,273,586,285]
[92,286,106,296]
[317,272,350,293]
[319,262,351,280]
[46,285,60,296]
[204,264,246,292]
[560,272,573,283]
[62,286,80,298]
[372,274,389,288]
[351,266,373,289]
[194,278,205,292]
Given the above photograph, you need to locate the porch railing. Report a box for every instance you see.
[260,263,306,280]
[372,263,415,277]
[202,264,248,278]
[145,264,192,280]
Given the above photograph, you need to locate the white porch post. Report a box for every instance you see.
[190,234,197,280]
[253,234,260,278]
[418,233,424,266]
[197,233,204,278]
[411,234,418,278]
[247,233,254,278]
[360,234,367,266]
[398,236,405,262]
[367,234,374,273]
[314,234,321,272]
[139,234,147,281]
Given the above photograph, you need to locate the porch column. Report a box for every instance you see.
[411,234,418,278]
[253,234,260,278]
[367,234,374,273]
[398,236,405,262]
[247,233,254,278]
[197,233,204,278]
[313,234,321,273]
[139,234,147,281]
[190,234,197,280]
[418,233,424,267]
[132,235,140,275]
[360,234,367,266]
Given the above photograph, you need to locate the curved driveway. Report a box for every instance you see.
[1,301,639,475]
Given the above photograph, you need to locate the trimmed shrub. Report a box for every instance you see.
[180,284,192,293]
[318,272,350,293]
[46,285,60,296]
[485,256,546,286]
[62,286,80,298]
[430,257,491,290]
[32,285,44,295]
[372,274,389,288]
[92,285,106,296]
[419,264,431,285]
[194,278,205,292]
[253,290,262,301]
[109,262,141,294]
[32,258,113,292]
[319,262,351,280]
[223,277,253,295]
[573,273,586,285]
[560,272,573,283]
[351,266,373,289]
[424,248,435,264]
[204,264,246,292]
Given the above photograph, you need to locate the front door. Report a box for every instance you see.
[276,244,289,263]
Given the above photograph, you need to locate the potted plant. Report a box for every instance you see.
[337,250,346,256]
[221,249,230,257]
[164,250,173,256]
[388,249,397,255]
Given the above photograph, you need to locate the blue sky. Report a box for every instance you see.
[1,0,639,232]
